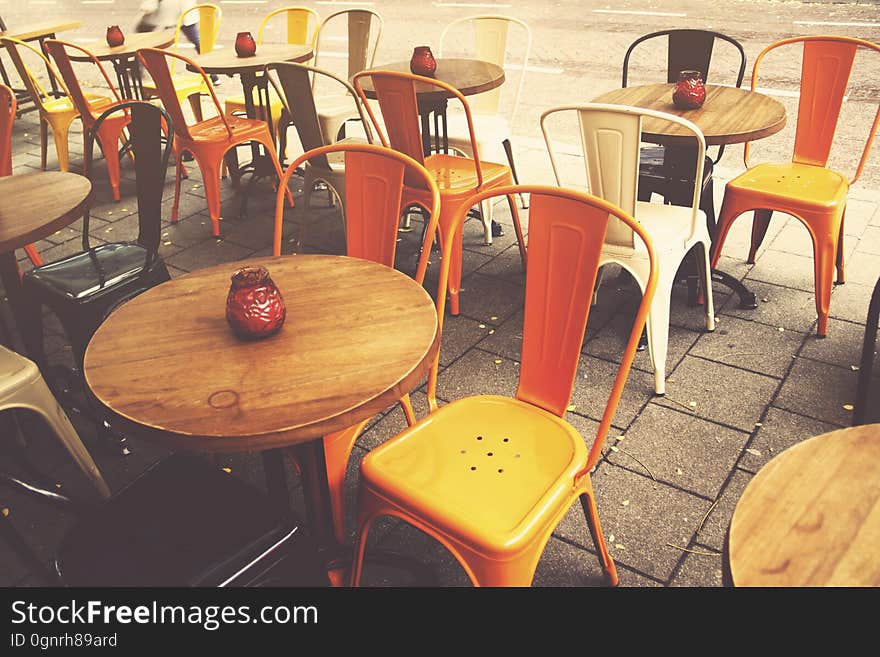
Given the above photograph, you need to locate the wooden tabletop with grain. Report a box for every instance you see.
[728,423,880,586]
[0,20,81,42]
[84,255,440,453]
[0,171,91,252]
[593,83,787,146]
[67,30,176,61]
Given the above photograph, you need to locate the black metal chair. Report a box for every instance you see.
[21,101,173,373]
[854,274,880,426]
[622,29,747,230]
[1,451,330,586]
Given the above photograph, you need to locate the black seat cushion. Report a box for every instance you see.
[23,243,159,300]
[56,452,329,587]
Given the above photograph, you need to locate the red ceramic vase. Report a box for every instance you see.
[235,31,257,58]
[225,266,286,340]
[106,25,125,48]
[410,46,437,77]
[672,69,706,110]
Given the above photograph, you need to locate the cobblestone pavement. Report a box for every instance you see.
[1,0,880,587]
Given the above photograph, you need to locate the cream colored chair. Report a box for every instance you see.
[139,3,222,122]
[541,103,715,395]
[439,15,531,244]
[267,61,373,238]
[311,9,382,145]
[0,345,110,498]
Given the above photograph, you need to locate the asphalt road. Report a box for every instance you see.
[3,0,880,183]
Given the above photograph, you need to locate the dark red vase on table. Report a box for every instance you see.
[410,46,437,77]
[234,31,257,58]
[106,25,125,48]
[672,69,706,110]
[226,267,286,340]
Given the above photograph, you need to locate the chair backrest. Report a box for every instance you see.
[267,61,372,166]
[83,101,173,261]
[137,47,228,142]
[312,9,382,85]
[438,15,531,122]
[353,69,484,187]
[43,40,123,126]
[441,185,657,467]
[745,35,880,185]
[170,3,222,74]
[622,29,746,88]
[257,6,320,47]
[274,142,440,285]
[1,38,72,118]
[541,103,706,249]
[0,84,14,177]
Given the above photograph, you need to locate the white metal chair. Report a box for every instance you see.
[439,15,531,244]
[311,9,382,145]
[541,103,715,395]
[0,345,110,498]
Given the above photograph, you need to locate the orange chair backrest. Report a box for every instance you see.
[137,48,230,142]
[274,142,441,284]
[43,40,123,125]
[746,35,880,184]
[0,84,15,176]
[353,70,484,188]
[439,186,657,469]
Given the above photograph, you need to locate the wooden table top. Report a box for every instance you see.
[0,20,81,42]
[728,424,880,587]
[84,255,440,453]
[67,30,176,61]
[0,171,91,252]
[359,58,505,101]
[592,83,787,146]
[185,43,313,75]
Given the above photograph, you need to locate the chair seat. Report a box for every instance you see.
[360,395,588,558]
[727,162,849,211]
[57,452,330,586]
[225,89,284,120]
[23,243,158,300]
[0,345,41,396]
[424,153,511,194]
[43,91,110,115]
[186,113,273,144]
[142,72,207,99]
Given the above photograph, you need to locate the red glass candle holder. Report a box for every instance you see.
[106,25,125,48]
[225,266,286,340]
[235,31,257,58]
[410,46,437,77]
[672,69,706,110]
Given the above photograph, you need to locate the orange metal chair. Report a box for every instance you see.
[349,185,658,587]
[138,47,291,237]
[710,35,880,337]
[43,40,129,202]
[0,83,42,267]
[273,142,441,544]
[353,70,527,316]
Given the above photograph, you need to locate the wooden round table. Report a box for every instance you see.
[727,424,880,586]
[67,30,176,100]
[0,171,92,358]
[84,254,439,543]
[592,82,786,146]
[359,57,505,155]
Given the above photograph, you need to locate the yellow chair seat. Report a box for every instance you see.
[424,153,511,196]
[142,72,207,100]
[43,91,110,115]
[728,162,849,211]
[224,89,285,122]
[360,395,588,558]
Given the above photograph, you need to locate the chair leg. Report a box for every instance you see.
[580,484,619,586]
[836,206,847,285]
[501,138,528,209]
[507,193,527,271]
[398,393,417,426]
[747,209,773,264]
[172,153,184,223]
[13,375,111,498]
[698,240,716,332]
[809,219,838,338]
[322,419,371,545]
[644,267,675,395]
[49,115,75,174]
[97,128,124,202]
[39,118,48,171]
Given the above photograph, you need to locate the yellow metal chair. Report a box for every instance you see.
[350,185,658,587]
[139,3,221,122]
[223,6,319,146]
[0,37,111,174]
